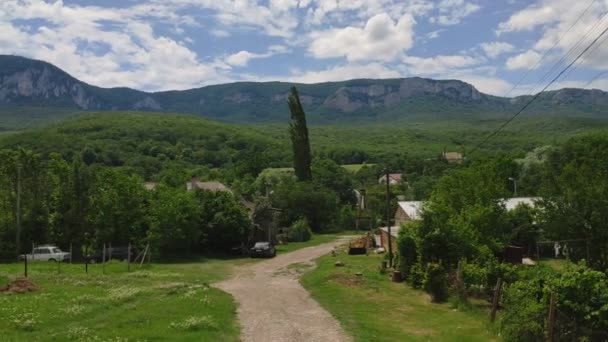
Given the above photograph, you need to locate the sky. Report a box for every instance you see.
[1,0,608,96]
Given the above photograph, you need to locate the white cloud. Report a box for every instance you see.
[0,1,230,91]
[210,29,230,38]
[430,0,481,26]
[225,46,289,67]
[287,62,402,83]
[496,5,557,34]
[450,74,513,96]
[402,54,482,75]
[506,50,542,70]
[308,13,415,62]
[480,41,515,58]
[426,29,445,39]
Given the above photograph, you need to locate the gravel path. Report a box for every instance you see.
[216,239,352,342]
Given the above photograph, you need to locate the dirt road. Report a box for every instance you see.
[216,240,352,342]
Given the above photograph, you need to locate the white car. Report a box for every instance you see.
[20,245,71,262]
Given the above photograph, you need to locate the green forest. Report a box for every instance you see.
[1,102,608,340]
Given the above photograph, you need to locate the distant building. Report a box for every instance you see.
[442,151,464,163]
[378,173,403,185]
[503,197,539,211]
[394,201,423,225]
[143,182,159,191]
[186,177,232,193]
[377,198,539,249]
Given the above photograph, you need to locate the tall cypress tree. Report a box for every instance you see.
[288,86,312,181]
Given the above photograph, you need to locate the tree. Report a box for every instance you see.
[539,133,608,270]
[147,186,200,254]
[287,86,312,182]
[418,160,510,267]
[197,191,251,252]
[272,179,338,232]
[87,168,147,245]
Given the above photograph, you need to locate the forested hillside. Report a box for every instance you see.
[0,113,288,182]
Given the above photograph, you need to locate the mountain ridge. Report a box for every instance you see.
[1,54,608,123]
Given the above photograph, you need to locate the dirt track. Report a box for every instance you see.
[216,240,352,342]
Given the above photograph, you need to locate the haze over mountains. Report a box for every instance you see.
[1,55,608,124]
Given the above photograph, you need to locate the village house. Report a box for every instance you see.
[186,177,233,193]
[378,198,539,250]
[442,151,464,163]
[378,201,423,250]
[378,173,403,185]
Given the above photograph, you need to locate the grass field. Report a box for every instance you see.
[0,260,249,342]
[301,250,499,342]
[0,235,342,341]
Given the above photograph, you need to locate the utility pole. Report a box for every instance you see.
[385,169,393,268]
[509,177,518,197]
[15,165,22,257]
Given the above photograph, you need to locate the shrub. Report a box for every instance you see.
[408,262,426,289]
[397,222,419,276]
[500,279,546,342]
[288,218,312,242]
[500,263,608,341]
[424,263,449,303]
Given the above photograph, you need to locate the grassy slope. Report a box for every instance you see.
[0,261,245,341]
[301,251,498,342]
[0,235,340,341]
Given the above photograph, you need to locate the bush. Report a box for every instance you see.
[397,222,419,276]
[424,263,449,303]
[288,219,312,242]
[500,279,546,342]
[408,261,426,289]
[500,263,608,342]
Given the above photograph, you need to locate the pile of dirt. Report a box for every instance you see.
[0,278,38,294]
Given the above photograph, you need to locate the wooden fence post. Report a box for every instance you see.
[85,245,89,274]
[69,243,73,264]
[547,292,557,342]
[490,277,503,322]
[102,243,106,275]
[127,243,131,272]
[24,253,28,278]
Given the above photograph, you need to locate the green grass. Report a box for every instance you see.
[276,233,340,254]
[341,164,376,172]
[301,250,499,342]
[0,258,252,341]
[539,258,573,271]
[0,233,343,341]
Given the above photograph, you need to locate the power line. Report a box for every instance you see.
[502,0,599,98]
[468,23,608,156]
[528,11,608,95]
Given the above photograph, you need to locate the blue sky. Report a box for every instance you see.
[1,0,608,96]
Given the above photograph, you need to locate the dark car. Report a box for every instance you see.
[86,246,134,263]
[250,242,276,258]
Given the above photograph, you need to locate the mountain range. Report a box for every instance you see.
[1,55,608,124]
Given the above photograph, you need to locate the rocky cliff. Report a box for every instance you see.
[1,55,607,123]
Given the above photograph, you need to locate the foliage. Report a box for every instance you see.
[288,87,312,182]
[0,113,288,183]
[197,191,251,252]
[539,133,608,270]
[417,159,511,268]
[500,263,608,342]
[500,277,547,342]
[424,263,449,303]
[271,179,338,232]
[288,218,312,242]
[396,222,419,276]
[147,186,200,254]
